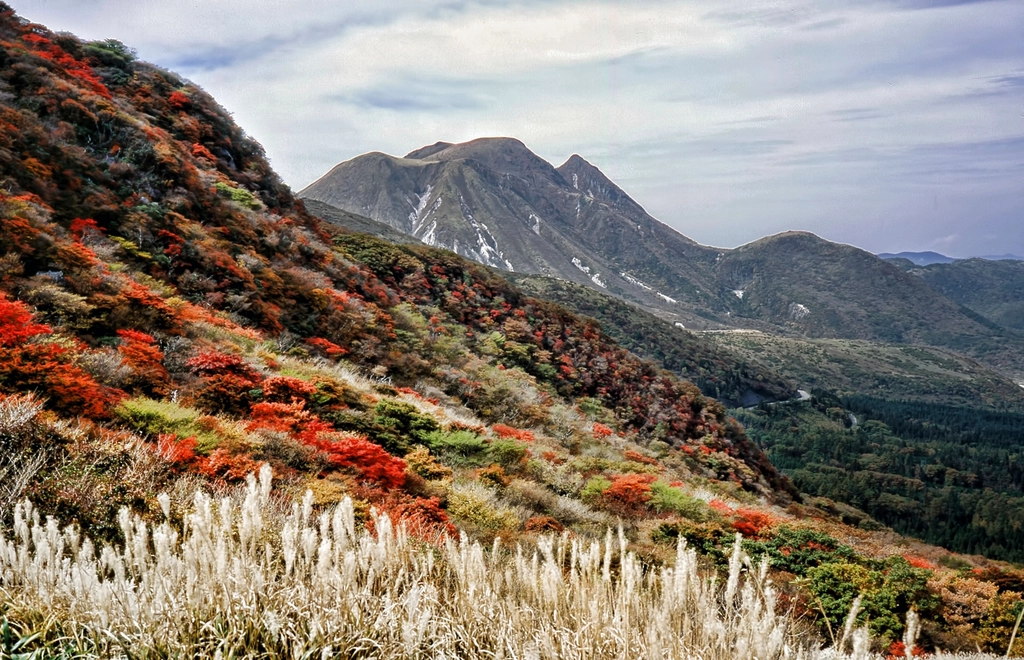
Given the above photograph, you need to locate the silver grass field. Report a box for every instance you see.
[0,466,997,659]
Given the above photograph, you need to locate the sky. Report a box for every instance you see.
[18,0,1024,257]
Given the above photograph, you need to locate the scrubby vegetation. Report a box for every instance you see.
[0,4,1023,655]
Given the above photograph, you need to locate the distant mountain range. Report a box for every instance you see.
[301,138,1024,380]
[879,251,1024,265]
[877,251,956,266]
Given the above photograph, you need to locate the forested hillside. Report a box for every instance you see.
[739,393,1024,561]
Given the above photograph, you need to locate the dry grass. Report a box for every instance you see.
[0,466,1002,659]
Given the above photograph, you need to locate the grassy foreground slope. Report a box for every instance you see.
[2,4,1024,656]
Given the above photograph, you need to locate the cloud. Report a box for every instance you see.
[16,0,1024,257]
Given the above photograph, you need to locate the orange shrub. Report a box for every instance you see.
[492,423,534,442]
[709,499,734,516]
[196,449,263,482]
[603,474,657,512]
[592,422,613,437]
[623,450,659,466]
[732,508,775,538]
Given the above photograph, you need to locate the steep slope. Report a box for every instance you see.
[0,2,798,533]
[300,138,727,327]
[912,258,1024,333]
[509,274,796,407]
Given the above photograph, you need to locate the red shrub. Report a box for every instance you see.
[623,449,659,466]
[592,422,613,437]
[886,641,926,659]
[603,474,657,512]
[69,217,103,241]
[306,337,347,357]
[168,91,191,110]
[117,329,169,389]
[248,399,311,434]
[157,433,197,465]
[308,433,406,488]
[0,293,118,417]
[902,554,937,570]
[196,448,263,482]
[541,451,565,465]
[261,375,317,402]
[492,423,534,442]
[380,495,457,540]
[709,499,734,516]
[732,508,775,538]
[186,350,257,377]
[191,143,216,161]
[0,294,50,346]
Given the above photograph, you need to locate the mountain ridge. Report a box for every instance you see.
[305,141,1024,380]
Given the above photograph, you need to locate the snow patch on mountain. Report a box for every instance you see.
[656,292,678,304]
[621,272,653,291]
[459,195,513,271]
[572,257,605,287]
[420,220,439,247]
[572,257,591,275]
[788,303,810,320]
[408,185,434,231]
[733,290,744,300]
[530,214,542,236]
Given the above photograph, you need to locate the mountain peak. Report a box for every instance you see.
[404,141,453,160]
[556,152,634,209]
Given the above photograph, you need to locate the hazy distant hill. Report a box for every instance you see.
[913,258,1024,332]
[878,251,955,265]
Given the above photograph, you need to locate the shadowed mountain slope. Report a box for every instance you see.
[911,258,1024,333]
[300,138,725,328]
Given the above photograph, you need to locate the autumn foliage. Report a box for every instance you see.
[0,293,116,417]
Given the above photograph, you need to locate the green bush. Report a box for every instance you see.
[488,439,528,469]
[743,526,856,577]
[649,482,709,520]
[373,399,439,454]
[804,556,936,644]
[114,397,218,451]
[651,520,730,565]
[447,482,520,531]
[580,476,612,503]
[423,429,488,467]
[214,182,262,210]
